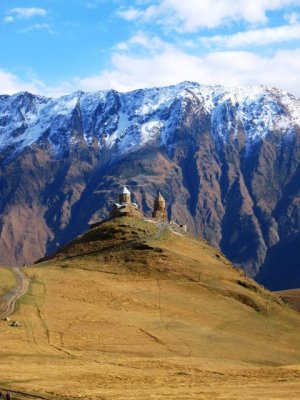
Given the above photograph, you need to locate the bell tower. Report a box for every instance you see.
[152,191,168,220]
[111,185,143,218]
[119,186,131,204]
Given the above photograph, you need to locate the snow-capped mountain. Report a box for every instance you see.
[0,82,300,289]
[1,81,299,157]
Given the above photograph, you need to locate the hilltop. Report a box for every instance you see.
[0,82,300,291]
[0,217,300,399]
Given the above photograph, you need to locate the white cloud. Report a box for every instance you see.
[86,2,98,9]
[285,11,299,24]
[202,24,300,48]
[85,0,107,9]
[116,32,164,52]
[3,16,14,23]
[20,23,54,34]
[3,8,53,33]
[4,8,47,24]
[0,69,44,95]
[2,37,300,98]
[73,43,300,97]
[0,68,74,98]
[9,8,47,18]
[118,0,300,31]
[117,7,143,21]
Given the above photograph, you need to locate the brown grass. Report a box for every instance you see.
[1,217,300,399]
[0,267,16,301]
[275,289,300,312]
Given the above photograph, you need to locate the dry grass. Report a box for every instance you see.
[1,217,300,399]
[275,289,300,312]
[0,267,16,301]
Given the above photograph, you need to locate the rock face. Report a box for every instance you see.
[0,82,300,289]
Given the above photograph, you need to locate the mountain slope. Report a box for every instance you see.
[256,233,300,290]
[1,217,300,399]
[0,82,300,289]
[276,288,300,312]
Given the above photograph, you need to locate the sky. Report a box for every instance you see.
[1,0,300,97]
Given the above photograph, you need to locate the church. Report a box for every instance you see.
[110,186,168,221]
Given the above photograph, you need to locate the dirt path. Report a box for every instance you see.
[0,267,29,319]
[0,388,52,400]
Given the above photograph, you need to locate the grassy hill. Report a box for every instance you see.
[0,267,16,301]
[0,217,300,399]
[275,289,300,313]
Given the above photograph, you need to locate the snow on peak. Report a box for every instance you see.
[0,82,299,157]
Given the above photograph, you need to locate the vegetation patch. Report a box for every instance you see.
[236,279,258,292]
[0,267,16,301]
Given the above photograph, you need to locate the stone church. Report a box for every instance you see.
[152,191,168,220]
[111,186,168,220]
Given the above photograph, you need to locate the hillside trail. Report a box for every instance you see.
[0,267,29,319]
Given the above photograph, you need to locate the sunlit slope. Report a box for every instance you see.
[276,289,300,313]
[1,217,300,399]
[38,217,300,362]
[0,267,16,303]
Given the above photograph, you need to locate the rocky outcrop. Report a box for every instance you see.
[0,82,299,289]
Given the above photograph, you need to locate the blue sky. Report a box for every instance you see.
[1,0,300,97]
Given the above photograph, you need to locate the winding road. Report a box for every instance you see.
[0,267,30,319]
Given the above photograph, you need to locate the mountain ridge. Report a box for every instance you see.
[0,81,300,290]
[1,81,299,158]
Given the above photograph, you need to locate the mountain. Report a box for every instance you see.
[0,82,300,289]
[1,217,300,399]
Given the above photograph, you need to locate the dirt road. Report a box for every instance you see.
[0,267,29,319]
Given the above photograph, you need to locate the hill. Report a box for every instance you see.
[0,217,300,399]
[275,289,300,313]
[0,82,300,290]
